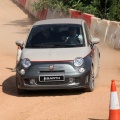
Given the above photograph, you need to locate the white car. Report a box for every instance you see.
[15,18,100,94]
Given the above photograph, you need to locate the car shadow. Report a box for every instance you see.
[2,75,85,97]
[2,75,18,96]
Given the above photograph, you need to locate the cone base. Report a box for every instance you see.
[109,110,120,120]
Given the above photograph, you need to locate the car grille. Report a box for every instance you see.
[39,70,65,73]
[24,78,69,85]
[24,77,81,85]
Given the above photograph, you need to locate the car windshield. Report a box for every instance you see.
[25,24,85,48]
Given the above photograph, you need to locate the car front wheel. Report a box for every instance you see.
[85,65,94,92]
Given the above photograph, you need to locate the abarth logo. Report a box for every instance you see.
[49,65,54,71]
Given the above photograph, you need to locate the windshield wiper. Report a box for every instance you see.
[54,43,80,47]
[26,44,55,48]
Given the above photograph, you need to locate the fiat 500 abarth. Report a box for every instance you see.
[15,18,100,94]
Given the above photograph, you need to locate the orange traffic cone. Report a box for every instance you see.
[109,80,120,120]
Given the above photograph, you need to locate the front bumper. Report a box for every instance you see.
[16,71,91,90]
[16,59,92,90]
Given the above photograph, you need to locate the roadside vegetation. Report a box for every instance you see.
[32,0,120,21]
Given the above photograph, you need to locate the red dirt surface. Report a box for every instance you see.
[0,0,120,120]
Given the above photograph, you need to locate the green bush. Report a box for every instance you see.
[107,0,120,21]
[32,0,120,21]
[32,0,69,15]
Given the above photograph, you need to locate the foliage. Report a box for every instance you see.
[32,0,120,21]
[32,0,69,15]
[107,0,120,21]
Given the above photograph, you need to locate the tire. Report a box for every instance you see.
[85,66,94,92]
[96,52,100,78]
[16,76,25,94]
[94,52,100,78]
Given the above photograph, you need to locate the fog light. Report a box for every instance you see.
[30,79,35,85]
[20,69,25,75]
[79,68,85,73]
[69,78,74,83]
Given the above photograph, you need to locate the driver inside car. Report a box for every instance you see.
[66,27,83,45]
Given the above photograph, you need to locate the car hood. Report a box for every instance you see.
[21,47,91,61]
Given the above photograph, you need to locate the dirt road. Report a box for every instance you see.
[0,0,120,120]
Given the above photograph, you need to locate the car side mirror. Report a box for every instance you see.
[15,40,24,47]
[91,38,100,44]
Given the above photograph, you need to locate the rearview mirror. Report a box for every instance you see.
[91,38,100,44]
[15,40,24,47]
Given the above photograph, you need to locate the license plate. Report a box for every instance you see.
[39,75,64,82]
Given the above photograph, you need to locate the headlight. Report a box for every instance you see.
[21,58,31,68]
[74,57,84,66]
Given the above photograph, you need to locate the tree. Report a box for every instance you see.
[108,0,120,21]
[32,0,69,15]
[32,0,120,21]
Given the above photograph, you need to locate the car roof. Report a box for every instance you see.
[33,18,84,26]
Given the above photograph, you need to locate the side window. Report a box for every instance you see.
[84,22,91,46]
